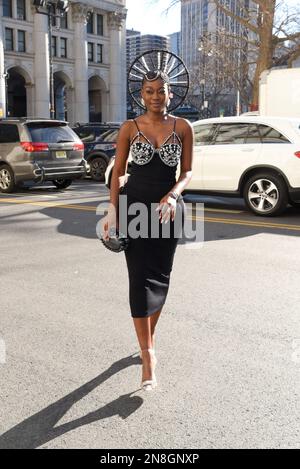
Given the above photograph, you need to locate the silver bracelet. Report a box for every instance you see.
[169,191,179,201]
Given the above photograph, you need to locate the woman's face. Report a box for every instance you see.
[141,78,170,112]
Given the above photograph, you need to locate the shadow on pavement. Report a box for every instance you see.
[0,354,143,449]
[1,181,300,242]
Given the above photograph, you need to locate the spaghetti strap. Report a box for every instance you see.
[133,119,140,132]
[130,116,183,148]
[173,117,177,143]
[173,116,177,132]
[130,119,141,145]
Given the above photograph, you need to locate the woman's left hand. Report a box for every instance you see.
[156,193,177,223]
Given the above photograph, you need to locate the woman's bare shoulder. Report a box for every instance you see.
[174,116,193,130]
[120,119,135,131]
[118,119,136,138]
[171,116,193,136]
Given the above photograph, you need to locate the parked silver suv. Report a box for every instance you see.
[0,118,87,193]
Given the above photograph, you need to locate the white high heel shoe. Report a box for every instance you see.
[140,348,157,391]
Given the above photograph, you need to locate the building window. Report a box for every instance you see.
[50,4,56,27]
[97,14,103,36]
[51,36,57,57]
[5,28,13,51]
[60,37,67,58]
[97,44,103,63]
[88,42,94,62]
[3,0,12,17]
[17,0,26,20]
[87,13,94,34]
[60,12,68,29]
[18,30,26,52]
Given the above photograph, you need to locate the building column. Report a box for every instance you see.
[72,3,90,123]
[33,8,50,117]
[107,10,127,122]
[65,85,75,125]
[0,9,7,117]
[25,83,35,117]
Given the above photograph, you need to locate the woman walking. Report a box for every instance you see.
[102,50,193,391]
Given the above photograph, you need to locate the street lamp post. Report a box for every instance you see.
[47,5,55,119]
[33,1,69,119]
[0,71,9,117]
[5,71,9,116]
[200,78,205,111]
[198,33,213,119]
[198,37,206,112]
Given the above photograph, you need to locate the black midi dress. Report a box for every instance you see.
[119,117,186,318]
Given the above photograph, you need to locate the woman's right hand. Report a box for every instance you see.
[101,205,119,241]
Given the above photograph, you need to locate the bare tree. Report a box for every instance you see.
[189,29,253,115]
[166,0,300,109]
[211,0,300,108]
[187,36,245,116]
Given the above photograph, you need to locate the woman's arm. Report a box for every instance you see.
[102,121,131,239]
[169,118,194,198]
[109,120,132,210]
[157,119,194,223]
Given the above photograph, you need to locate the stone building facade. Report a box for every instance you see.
[0,0,127,124]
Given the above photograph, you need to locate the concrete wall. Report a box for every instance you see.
[259,68,300,118]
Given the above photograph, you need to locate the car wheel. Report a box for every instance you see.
[52,179,73,189]
[243,173,288,216]
[90,157,108,182]
[0,165,17,193]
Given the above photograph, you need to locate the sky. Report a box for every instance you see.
[125,0,299,36]
[126,0,181,36]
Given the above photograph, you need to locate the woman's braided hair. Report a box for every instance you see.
[142,70,170,87]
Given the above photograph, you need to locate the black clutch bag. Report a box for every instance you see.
[100,227,129,253]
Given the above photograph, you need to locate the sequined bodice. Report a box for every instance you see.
[130,118,182,167]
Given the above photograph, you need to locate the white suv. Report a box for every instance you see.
[105,116,300,216]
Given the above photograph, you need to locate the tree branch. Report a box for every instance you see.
[210,0,259,35]
[274,31,300,43]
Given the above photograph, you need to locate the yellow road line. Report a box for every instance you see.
[1,198,300,231]
[199,207,243,214]
[0,198,95,211]
[189,216,300,231]
[0,197,243,214]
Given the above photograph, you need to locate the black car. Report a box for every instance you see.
[72,122,120,181]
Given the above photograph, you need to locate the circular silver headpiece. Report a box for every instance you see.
[128,49,189,112]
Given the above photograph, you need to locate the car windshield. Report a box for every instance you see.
[26,123,81,143]
[98,129,119,142]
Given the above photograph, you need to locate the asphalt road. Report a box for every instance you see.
[0,179,299,449]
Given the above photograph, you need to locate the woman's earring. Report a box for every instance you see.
[141,98,145,107]
[167,92,173,108]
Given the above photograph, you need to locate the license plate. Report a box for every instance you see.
[56,151,67,158]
